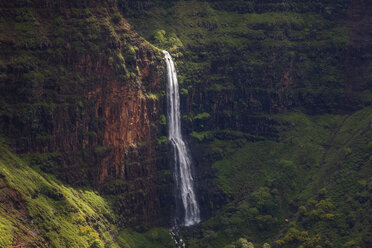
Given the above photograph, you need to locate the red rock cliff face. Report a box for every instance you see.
[82,35,163,184]
[0,0,171,225]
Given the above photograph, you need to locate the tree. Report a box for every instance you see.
[237,238,254,248]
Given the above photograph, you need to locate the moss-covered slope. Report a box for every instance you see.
[185,107,372,247]
[0,140,172,247]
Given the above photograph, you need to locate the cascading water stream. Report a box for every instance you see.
[163,50,200,227]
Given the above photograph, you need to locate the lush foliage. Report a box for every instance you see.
[0,141,172,247]
[185,108,372,247]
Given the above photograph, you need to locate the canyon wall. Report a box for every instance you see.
[121,0,372,223]
[0,0,371,234]
[119,1,372,247]
[0,0,172,226]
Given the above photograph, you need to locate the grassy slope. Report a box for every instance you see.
[0,140,171,248]
[118,228,173,248]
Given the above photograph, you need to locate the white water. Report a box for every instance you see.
[163,50,200,227]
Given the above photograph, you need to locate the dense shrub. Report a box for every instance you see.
[112,12,122,24]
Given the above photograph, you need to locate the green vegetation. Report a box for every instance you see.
[0,141,172,248]
[118,228,172,248]
[194,112,211,120]
[152,30,183,52]
[185,108,372,247]
[160,114,167,125]
[191,131,214,142]
[94,146,112,156]
[0,141,117,247]
[0,218,13,248]
[123,0,352,113]
[157,136,168,145]
[112,12,123,24]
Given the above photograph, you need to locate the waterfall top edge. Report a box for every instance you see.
[163,50,172,59]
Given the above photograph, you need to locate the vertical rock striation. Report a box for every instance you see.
[0,0,172,225]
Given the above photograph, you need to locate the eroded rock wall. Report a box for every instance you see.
[0,0,171,226]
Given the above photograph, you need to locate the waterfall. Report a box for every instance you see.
[163,50,200,227]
